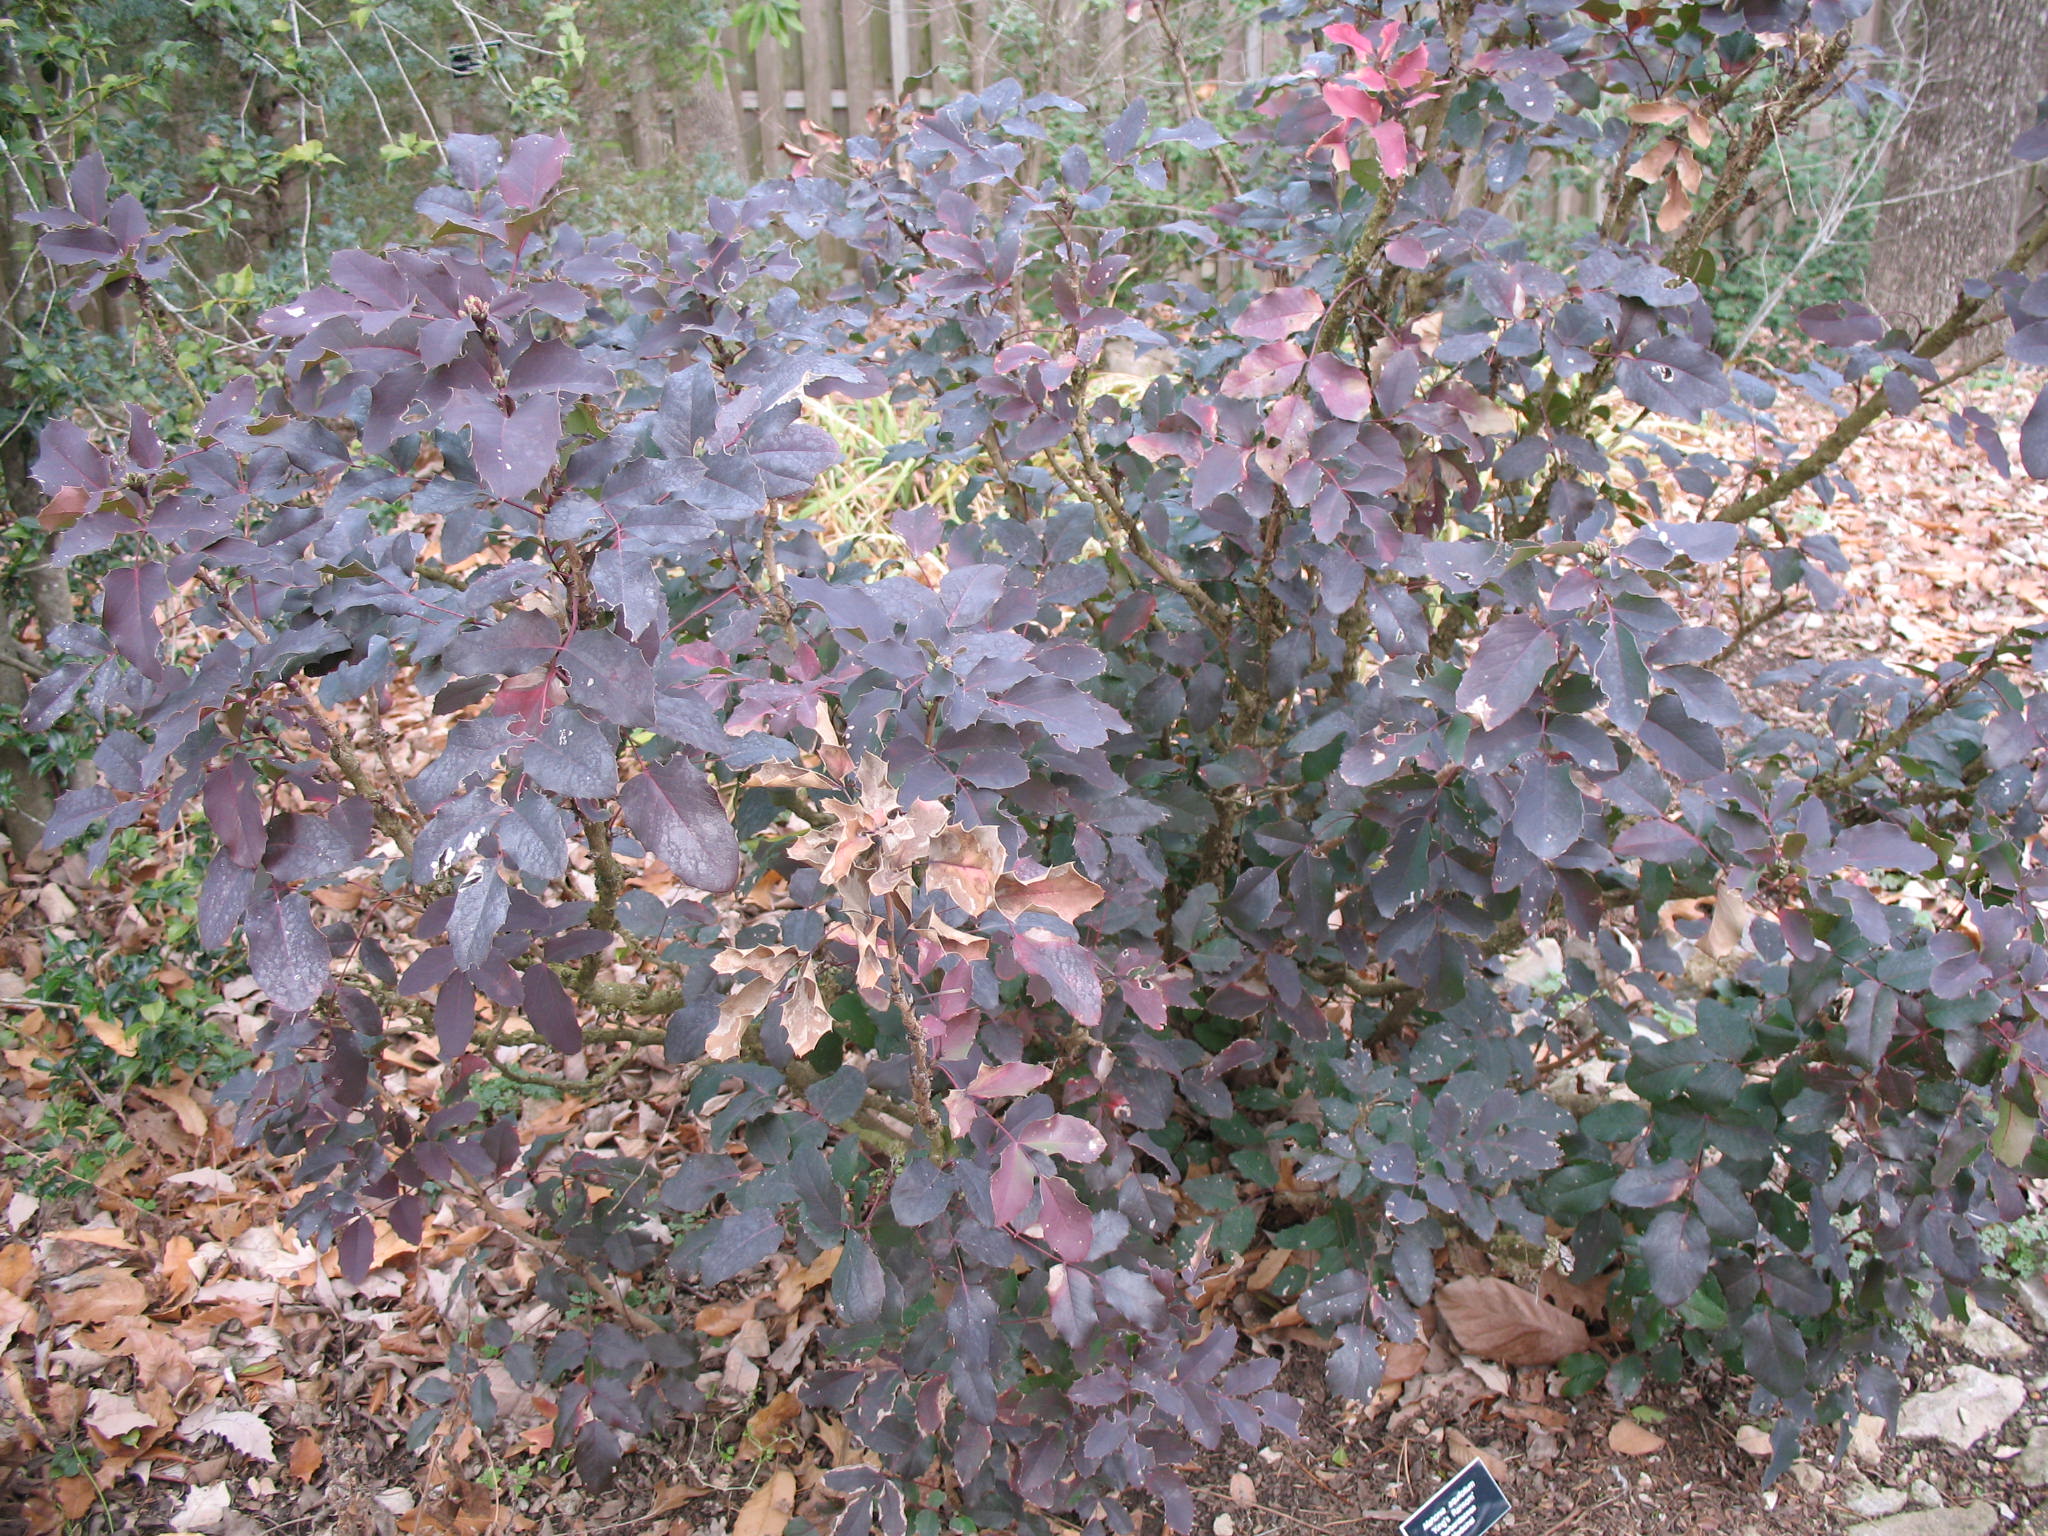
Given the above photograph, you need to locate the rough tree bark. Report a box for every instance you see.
[1864,0,2048,332]
[0,45,75,864]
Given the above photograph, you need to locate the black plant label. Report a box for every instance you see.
[1400,1460,1509,1536]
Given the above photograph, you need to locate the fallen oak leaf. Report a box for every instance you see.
[178,1405,277,1463]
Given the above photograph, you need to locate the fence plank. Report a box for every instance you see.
[887,0,912,98]
[796,0,835,137]
[842,0,877,137]
[755,35,788,169]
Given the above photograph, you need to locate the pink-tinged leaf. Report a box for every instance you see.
[1126,431,1200,462]
[1385,235,1431,269]
[435,976,477,1059]
[1612,818,1705,863]
[69,153,111,222]
[620,760,741,893]
[1388,46,1431,88]
[1455,614,1559,729]
[967,1061,1054,1100]
[1324,21,1376,53]
[1012,928,1103,1028]
[1370,121,1410,178]
[102,562,169,681]
[243,887,329,1012]
[1192,444,1251,506]
[498,132,570,212]
[1121,974,1169,1029]
[992,1142,1037,1227]
[35,421,113,495]
[203,760,268,869]
[1038,1175,1095,1263]
[1307,354,1374,421]
[1234,287,1325,343]
[1017,1114,1108,1164]
[507,338,615,398]
[523,963,584,1055]
[1321,83,1380,124]
[1221,341,1307,398]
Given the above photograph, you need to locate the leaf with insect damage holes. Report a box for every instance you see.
[1616,337,1729,423]
[522,707,619,799]
[1456,615,1558,730]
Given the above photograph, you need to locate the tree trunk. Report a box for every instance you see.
[1864,0,2048,332]
[0,158,74,866]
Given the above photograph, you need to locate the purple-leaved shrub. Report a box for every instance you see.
[24,2,2048,1529]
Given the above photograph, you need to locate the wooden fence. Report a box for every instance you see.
[720,1,1283,177]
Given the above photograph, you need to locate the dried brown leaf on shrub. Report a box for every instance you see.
[994,863,1107,923]
[1435,1277,1590,1365]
